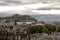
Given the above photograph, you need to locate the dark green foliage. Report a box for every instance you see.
[45,24,56,32]
[36,25,44,33]
[42,27,48,33]
[30,26,37,34]
[57,27,60,32]
[30,24,57,34]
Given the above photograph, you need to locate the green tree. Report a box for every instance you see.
[30,26,37,34]
[45,24,56,32]
[42,27,48,33]
[37,25,43,33]
[57,27,60,32]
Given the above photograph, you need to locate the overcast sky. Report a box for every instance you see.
[0,0,60,5]
[0,0,60,15]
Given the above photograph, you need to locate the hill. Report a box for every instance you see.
[0,14,37,22]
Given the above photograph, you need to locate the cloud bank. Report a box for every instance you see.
[0,0,60,15]
[0,0,60,6]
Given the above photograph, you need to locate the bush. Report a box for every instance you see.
[30,24,56,34]
[57,27,60,32]
[45,24,56,32]
[42,27,48,33]
[30,26,37,34]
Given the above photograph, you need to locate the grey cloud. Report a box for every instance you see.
[0,0,21,5]
[0,0,54,6]
[0,0,60,6]
[4,0,21,3]
[0,0,32,5]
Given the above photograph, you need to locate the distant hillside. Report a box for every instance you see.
[0,14,37,22]
[31,14,60,22]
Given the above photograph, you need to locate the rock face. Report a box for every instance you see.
[0,14,37,22]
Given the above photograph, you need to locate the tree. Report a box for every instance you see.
[37,25,43,33]
[57,27,60,32]
[30,26,37,34]
[45,24,56,32]
[42,27,48,33]
[15,20,17,25]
